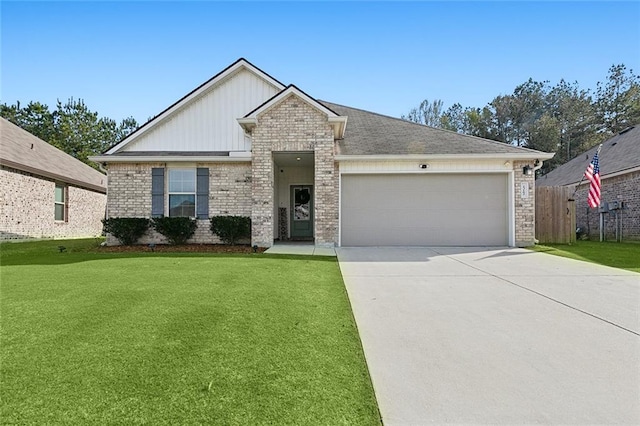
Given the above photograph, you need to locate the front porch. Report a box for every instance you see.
[273,151,315,243]
[245,90,342,248]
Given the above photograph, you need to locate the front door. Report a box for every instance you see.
[290,185,313,240]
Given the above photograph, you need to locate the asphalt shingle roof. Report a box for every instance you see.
[320,101,547,156]
[537,125,640,187]
[0,118,106,193]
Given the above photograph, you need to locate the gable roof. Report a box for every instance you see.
[93,58,553,162]
[537,125,640,187]
[105,58,285,155]
[238,85,347,139]
[321,101,552,158]
[0,118,106,193]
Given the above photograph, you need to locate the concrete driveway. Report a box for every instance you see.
[336,247,640,425]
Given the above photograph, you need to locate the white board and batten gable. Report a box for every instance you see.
[104,59,284,157]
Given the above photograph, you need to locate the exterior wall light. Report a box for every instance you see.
[523,165,533,175]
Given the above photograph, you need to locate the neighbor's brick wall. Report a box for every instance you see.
[105,162,252,245]
[0,165,106,241]
[513,161,536,246]
[573,170,640,241]
[250,94,337,247]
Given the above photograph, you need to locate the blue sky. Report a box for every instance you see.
[2,1,639,124]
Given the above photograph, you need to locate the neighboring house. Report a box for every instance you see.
[91,58,553,248]
[0,118,107,241]
[538,126,640,240]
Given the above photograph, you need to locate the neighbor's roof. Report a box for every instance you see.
[321,101,550,158]
[537,125,640,187]
[0,118,106,193]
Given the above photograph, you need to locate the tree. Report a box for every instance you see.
[547,79,597,164]
[595,64,640,135]
[1,99,138,169]
[487,94,515,143]
[402,99,446,127]
[116,116,139,143]
[1,101,56,144]
[400,63,639,174]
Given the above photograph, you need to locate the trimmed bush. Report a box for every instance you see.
[210,216,251,245]
[151,217,197,245]
[102,218,150,245]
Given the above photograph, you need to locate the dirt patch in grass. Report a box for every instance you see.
[94,244,266,254]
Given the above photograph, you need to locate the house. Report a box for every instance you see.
[0,118,107,241]
[91,58,553,248]
[537,126,640,240]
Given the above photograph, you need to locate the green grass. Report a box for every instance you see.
[0,239,380,425]
[530,240,640,273]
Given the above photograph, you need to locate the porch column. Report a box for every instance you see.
[314,145,339,247]
[251,148,274,248]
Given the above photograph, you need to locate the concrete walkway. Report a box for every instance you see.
[264,243,336,256]
[337,247,640,425]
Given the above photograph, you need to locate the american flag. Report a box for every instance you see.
[584,147,601,208]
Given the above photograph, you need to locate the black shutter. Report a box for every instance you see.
[196,167,209,219]
[151,168,165,217]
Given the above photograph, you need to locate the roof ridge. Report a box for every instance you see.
[319,100,546,154]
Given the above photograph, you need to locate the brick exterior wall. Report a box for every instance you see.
[513,161,536,247]
[0,165,106,241]
[104,104,541,248]
[250,94,338,247]
[105,162,252,245]
[573,170,640,241]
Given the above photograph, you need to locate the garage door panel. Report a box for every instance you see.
[341,174,509,246]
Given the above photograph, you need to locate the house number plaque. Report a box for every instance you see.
[521,182,529,199]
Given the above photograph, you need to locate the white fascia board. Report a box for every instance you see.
[242,61,286,91]
[328,116,348,139]
[106,60,285,155]
[228,151,252,158]
[335,152,556,162]
[245,86,339,119]
[237,117,257,133]
[89,155,251,163]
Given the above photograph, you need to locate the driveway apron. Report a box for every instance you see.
[337,247,640,425]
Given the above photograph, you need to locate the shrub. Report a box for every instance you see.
[151,217,197,245]
[210,216,251,245]
[102,218,150,245]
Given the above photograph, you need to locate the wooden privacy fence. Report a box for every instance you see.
[536,186,576,244]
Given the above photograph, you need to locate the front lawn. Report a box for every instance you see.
[0,239,380,425]
[531,240,640,273]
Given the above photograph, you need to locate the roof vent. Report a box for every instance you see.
[618,126,634,135]
[611,142,617,146]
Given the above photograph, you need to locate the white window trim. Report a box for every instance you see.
[54,183,67,222]
[167,168,197,218]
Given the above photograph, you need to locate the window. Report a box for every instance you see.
[152,167,208,219]
[55,184,66,221]
[168,169,196,217]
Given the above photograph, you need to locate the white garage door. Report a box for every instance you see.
[340,173,509,246]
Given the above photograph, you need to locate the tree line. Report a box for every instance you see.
[1,99,138,170]
[402,64,640,173]
[2,64,638,174]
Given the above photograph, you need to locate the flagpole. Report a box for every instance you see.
[569,143,602,201]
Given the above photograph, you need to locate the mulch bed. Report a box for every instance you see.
[94,244,266,254]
